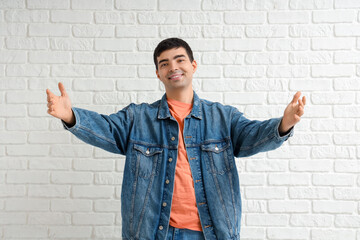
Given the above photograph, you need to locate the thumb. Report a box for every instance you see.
[46,88,56,101]
[58,82,67,97]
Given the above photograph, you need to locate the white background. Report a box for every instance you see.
[1,0,360,239]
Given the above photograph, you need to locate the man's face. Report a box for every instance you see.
[156,47,197,92]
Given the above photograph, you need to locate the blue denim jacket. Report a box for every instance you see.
[63,92,293,240]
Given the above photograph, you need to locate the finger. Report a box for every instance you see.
[291,91,301,104]
[302,96,306,106]
[46,89,56,101]
[58,82,67,97]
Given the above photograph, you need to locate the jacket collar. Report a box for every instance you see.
[157,91,202,120]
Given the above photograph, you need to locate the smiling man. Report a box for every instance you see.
[46,38,305,240]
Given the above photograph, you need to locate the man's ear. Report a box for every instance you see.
[192,60,198,73]
[156,69,161,80]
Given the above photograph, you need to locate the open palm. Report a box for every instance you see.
[46,82,74,124]
[279,91,306,134]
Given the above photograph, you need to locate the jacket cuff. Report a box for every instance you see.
[275,117,294,141]
[61,108,79,131]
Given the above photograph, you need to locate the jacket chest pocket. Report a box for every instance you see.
[132,144,163,179]
[201,140,234,175]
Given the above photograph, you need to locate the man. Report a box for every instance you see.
[46,38,306,240]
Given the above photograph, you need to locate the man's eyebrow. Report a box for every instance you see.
[158,54,187,65]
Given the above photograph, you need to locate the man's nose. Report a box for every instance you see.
[169,62,179,71]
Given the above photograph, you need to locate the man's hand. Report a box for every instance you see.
[279,91,306,135]
[46,82,75,126]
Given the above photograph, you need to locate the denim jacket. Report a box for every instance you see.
[63,92,293,240]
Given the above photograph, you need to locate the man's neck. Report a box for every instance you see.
[165,88,194,104]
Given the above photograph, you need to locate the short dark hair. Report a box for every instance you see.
[153,38,194,70]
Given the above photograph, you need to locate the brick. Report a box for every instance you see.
[0,157,27,169]
[73,24,114,37]
[0,132,26,144]
[202,52,244,65]
[312,146,356,159]
[116,52,152,65]
[160,26,201,38]
[203,0,242,10]
[29,213,71,225]
[72,0,112,10]
[203,25,244,38]
[52,65,92,77]
[95,66,136,78]
[51,38,92,51]
[290,79,331,91]
[29,51,70,64]
[95,39,135,51]
[244,105,284,118]
[73,213,114,225]
[312,65,354,77]
[312,92,355,105]
[269,173,310,186]
[187,39,221,51]
[196,65,221,78]
[334,133,360,145]
[28,0,69,9]
[290,215,333,227]
[73,79,114,91]
[269,11,309,24]
[29,23,70,37]
[313,10,355,23]
[73,186,113,198]
[95,12,134,24]
[246,214,288,226]
[248,25,288,38]
[246,52,287,65]
[312,38,355,50]
[49,226,92,238]
[29,185,70,197]
[225,66,265,78]
[242,200,266,213]
[52,172,92,184]
[334,188,360,199]
[312,229,355,240]
[335,0,360,8]
[0,23,26,36]
[115,0,156,10]
[224,92,267,104]
[313,201,356,213]
[336,24,360,36]
[51,199,92,212]
[203,79,244,92]
[245,0,288,10]
[290,24,332,37]
[239,228,265,239]
[290,160,332,172]
[246,159,287,172]
[290,0,332,9]
[245,187,286,199]
[74,159,114,171]
[0,0,25,8]
[4,226,48,238]
[7,64,49,77]
[335,51,360,64]
[28,132,70,144]
[181,12,222,24]
[267,38,309,51]
[313,174,354,186]
[51,10,92,23]
[74,52,114,64]
[50,145,92,158]
[0,185,26,197]
[0,213,26,224]
[5,37,48,50]
[7,171,49,184]
[334,106,360,118]
[7,145,49,156]
[267,66,309,78]
[311,119,354,132]
[289,52,331,64]
[5,10,48,22]
[225,12,265,24]
[95,173,123,185]
[29,158,71,170]
[138,12,178,25]
[94,226,122,238]
[225,39,265,51]
[289,187,331,199]
[0,50,26,63]
[267,228,308,239]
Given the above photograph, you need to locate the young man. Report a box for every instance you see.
[46,38,305,240]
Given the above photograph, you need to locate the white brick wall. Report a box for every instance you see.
[1,0,360,239]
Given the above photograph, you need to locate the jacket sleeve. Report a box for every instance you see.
[230,108,293,158]
[62,104,134,155]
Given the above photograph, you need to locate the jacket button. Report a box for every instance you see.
[162,202,167,207]
[168,158,173,162]
[215,147,219,151]
[171,136,175,141]
[165,179,170,184]
[146,149,150,154]
[159,225,163,230]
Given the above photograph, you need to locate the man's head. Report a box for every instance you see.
[154,38,197,95]
[153,38,194,70]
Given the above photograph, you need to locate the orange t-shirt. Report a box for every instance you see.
[167,97,202,232]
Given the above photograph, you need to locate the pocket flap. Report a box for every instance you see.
[201,140,230,153]
[134,144,163,156]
